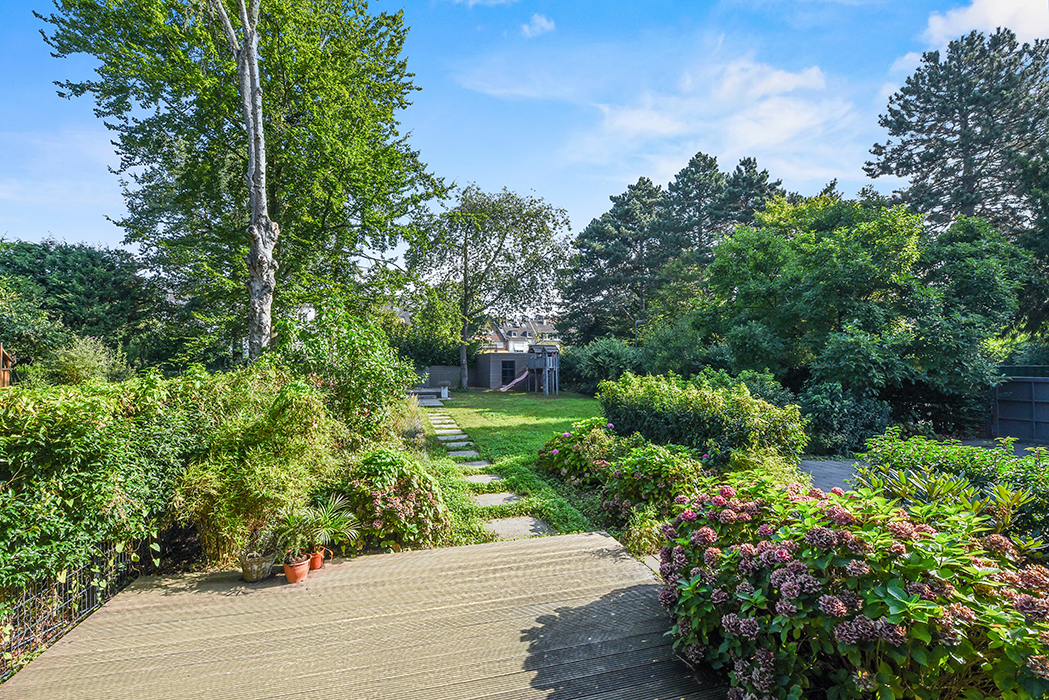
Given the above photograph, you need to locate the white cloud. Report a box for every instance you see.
[889,51,921,75]
[923,0,1049,47]
[521,13,555,38]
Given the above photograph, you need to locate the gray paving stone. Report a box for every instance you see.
[485,516,550,540]
[799,459,858,492]
[473,492,521,506]
[448,449,480,457]
[436,434,469,441]
[443,441,473,449]
[465,473,502,483]
[418,399,443,407]
[459,460,492,468]
[434,429,462,435]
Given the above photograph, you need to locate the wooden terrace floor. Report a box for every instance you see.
[2,532,726,700]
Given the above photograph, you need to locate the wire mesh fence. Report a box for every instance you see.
[1,542,137,682]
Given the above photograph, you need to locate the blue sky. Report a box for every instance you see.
[1,0,1047,249]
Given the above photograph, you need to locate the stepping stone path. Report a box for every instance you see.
[427,409,550,540]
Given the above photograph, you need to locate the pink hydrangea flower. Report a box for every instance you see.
[550,449,559,455]
[711,495,727,507]
[562,432,572,438]
[719,485,737,499]
[829,487,845,496]
[606,422,615,429]
[756,524,774,538]
[680,509,698,522]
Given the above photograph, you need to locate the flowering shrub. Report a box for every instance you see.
[661,477,1049,699]
[859,429,1049,542]
[602,444,710,521]
[597,372,806,469]
[536,417,645,486]
[336,449,450,549]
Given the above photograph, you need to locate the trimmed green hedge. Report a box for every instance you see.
[597,372,807,468]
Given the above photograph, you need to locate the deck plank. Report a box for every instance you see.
[1,532,726,700]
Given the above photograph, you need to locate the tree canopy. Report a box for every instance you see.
[407,185,569,386]
[38,0,441,357]
[866,28,1049,234]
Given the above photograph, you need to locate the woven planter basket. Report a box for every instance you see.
[240,552,276,582]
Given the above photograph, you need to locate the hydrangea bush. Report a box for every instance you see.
[661,478,1049,699]
[601,444,710,521]
[336,449,451,550]
[536,417,645,486]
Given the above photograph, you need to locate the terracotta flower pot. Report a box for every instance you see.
[309,547,326,570]
[283,556,310,583]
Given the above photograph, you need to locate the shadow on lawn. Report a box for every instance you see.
[521,583,728,699]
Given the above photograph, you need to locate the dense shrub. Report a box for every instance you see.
[662,478,1049,699]
[858,430,1049,542]
[334,449,451,550]
[601,444,710,520]
[536,417,646,486]
[800,382,891,455]
[36,335,135,385]
[695,367,796,409]
[0,371,205,589]
[174,365,345,563]
[561,337,641,395]
[277,306,418,440]
[598,372,807,468]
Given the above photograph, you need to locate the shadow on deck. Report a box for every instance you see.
[2,532,726,700]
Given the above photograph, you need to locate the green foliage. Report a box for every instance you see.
[601,444,709,521]
[597,372,807,469]
[335,449,450,549]
[0,240,164,359]
[276,305,417,440]
[664,478,1049,699]
[34,336,135,386]
[858,430,1049,543]
[621,503,665,557]
[535,417,645,486]
[38,0,442,352]
[866,28,1049,234]
[383,285,464,368]
[558,177,667,344]
[800,382,891,455]
[0,371,206,589]
[407,185,569,384]
[174,365,343,563]
[560,337,641,395]
[0,275,71,366]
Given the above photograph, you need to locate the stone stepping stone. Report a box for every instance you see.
[436,434,469,441]
[448,449,480,457]
[418,399,443,407]
[459,460,492,468]
[473,492,521,506]
[432,424,459,430]
[465,473,502,484]
[443,441,473,449]
[434,429,462,435]
[485,516,549,540]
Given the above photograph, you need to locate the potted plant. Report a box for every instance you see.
[272,506,313,583]
[239,522,278,582]
[305,494,360,570]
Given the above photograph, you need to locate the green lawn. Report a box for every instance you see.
[422,389,611,545]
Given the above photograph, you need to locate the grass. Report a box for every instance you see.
[421,389,606,544]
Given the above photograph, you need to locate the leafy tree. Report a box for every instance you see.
[690,197,1031,431]
[407,185,570,388]
[865,28,1049,233]
[38,0,440,359]
[559,177,667,344]
[0,240,162,353]
[0,276,71,366]
[382,284,464,368]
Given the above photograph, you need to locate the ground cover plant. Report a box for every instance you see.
[856,429,1049,546]
[660,475,1049,699]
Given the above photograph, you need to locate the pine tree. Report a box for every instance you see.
[559,177,666,344]
[655,151,726,264]
[719,157,785,227]
[865,28,1049,233]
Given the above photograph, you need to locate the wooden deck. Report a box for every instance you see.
[2,532,726,699]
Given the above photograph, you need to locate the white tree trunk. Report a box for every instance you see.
[212,0,279,360]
